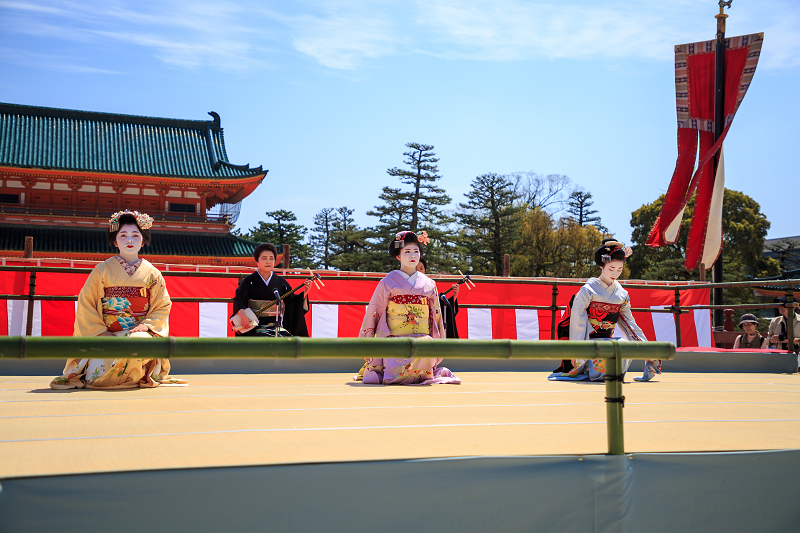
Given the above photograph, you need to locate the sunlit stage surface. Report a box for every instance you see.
[1,353,799,532]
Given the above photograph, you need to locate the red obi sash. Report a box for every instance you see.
[587,301,621,339]
[390,295,428,305]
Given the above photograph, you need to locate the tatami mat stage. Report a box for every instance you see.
[2,369,800,531]
[2,371,800,478]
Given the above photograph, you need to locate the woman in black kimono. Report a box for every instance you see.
[231,243,311,336]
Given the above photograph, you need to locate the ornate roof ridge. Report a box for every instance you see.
[0,102,222,131]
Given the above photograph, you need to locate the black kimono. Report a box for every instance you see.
[232,271,309,337]
[440,294,460,339]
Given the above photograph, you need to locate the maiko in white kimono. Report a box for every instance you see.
[549,277,662,382]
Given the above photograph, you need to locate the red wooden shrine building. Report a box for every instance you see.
[0,102,266,266]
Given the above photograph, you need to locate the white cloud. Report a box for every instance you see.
[0,0,797,72]
[415,0,705,63]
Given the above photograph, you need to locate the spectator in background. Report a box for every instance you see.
[733,314,768,349]
[768,297,800,350]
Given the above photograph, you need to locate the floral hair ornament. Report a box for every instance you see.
[417,231,431,246]
[109,210,154,232]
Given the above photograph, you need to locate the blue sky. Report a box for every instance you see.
[1,0,798,245]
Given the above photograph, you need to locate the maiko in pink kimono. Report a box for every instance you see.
[356,231,460,385]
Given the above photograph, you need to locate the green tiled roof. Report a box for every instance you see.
[753,268,800,293]
[0,225,259,257]
[0,103,264,179]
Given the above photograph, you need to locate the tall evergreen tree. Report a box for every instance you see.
[310,208,336,269]
[328,207,378,272]
[246,210,313,267]
[566,189,606,232]
[456,173,522,276]
[367,142,455,270]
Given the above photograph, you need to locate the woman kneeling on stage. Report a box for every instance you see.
[50,210,187,390]
[549,238,661,383]
[355,231,460,385]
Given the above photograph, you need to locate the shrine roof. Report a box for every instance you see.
[0,224,259,258]
[0,103,265,180]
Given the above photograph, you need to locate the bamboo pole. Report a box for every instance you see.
[0,336,676,362]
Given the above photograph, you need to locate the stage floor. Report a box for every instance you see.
[2,371,799,479]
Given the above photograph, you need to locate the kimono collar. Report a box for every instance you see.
[114,255,142,276]
[257,271,273,287]
[595,276,618,292]
[396,269,420,285]
[388,269,428,291]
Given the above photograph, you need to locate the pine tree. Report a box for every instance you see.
[310,208,336,269]
[457,173,522,276]
[328,207,378,272]
[566,189,606,232]
[367,142,455,270]
[246,210,313,267]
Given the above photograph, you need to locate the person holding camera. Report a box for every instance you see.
[768,297,800,350]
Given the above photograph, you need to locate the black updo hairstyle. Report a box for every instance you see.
[594,238,626,267]
[107,212,152,247]
[388,231,424,257]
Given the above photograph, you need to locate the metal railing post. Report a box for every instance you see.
[25,270,36,337]
[673,288,682,348]
[787,282,796,353]
[550,284,558,340]
[605,340,625,455]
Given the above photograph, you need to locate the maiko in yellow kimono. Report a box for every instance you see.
[50,257,187,389]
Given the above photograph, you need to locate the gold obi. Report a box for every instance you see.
[248,299,279,318]
[386,295,430,336]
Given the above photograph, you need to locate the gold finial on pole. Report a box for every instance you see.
[716,0,732,20]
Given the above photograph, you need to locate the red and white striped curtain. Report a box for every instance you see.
[2,271,712,346]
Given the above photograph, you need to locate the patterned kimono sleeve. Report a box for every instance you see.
[359,280,389,338]
[429,285,445,339]
[618,294,647,342]
[74,266,109,338]
[568,285,592,341]
[141,271,171,337]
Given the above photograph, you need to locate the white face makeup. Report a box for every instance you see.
[115,224,143,261]
[599,259,624,284]
[396,244,420,274]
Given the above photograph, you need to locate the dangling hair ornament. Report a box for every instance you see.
[109,210,154,232]
[393,231,409,250]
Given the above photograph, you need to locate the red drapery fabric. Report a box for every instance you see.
[646,33,763,271]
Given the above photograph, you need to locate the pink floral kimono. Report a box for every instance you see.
[355,270,460,385]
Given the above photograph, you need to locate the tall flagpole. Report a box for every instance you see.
[712,0,731,328]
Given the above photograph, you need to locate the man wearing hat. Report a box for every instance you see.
[733,314,768,349]
[767,297,800,350]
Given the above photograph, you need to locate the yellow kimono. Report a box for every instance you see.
[50,257,187,390]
